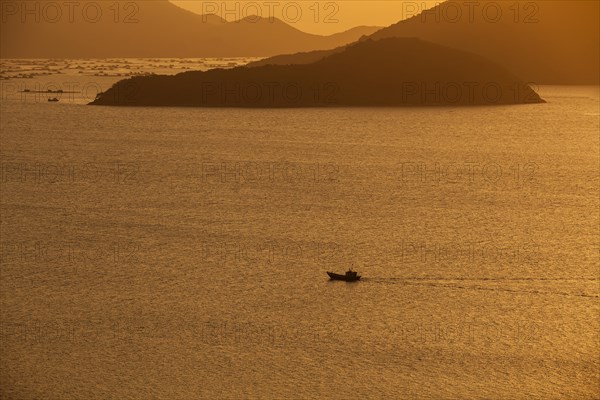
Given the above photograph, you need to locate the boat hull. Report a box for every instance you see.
[327,272,361,282]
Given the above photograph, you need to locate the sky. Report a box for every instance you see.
[170,1,441,35]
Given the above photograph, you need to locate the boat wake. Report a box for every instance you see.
[362,277,599,298]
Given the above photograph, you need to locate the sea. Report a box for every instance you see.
[1,59,599,399]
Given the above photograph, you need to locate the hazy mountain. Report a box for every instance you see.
[0,0,380,58]
[248,1,600,84]
[91,37,544,107]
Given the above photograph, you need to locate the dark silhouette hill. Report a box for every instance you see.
[0,0,380,58]
[248,1,599,84]
[91,38,544,107]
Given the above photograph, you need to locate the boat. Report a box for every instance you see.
[327,269,361,282]
[48,97,59,102]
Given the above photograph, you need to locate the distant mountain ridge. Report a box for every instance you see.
[248,1,600,84]
[91,37,545,107]
[0,0,381,58]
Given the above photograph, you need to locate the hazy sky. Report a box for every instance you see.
[170,1,441,35]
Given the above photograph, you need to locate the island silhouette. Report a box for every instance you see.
[91,37,544,107]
